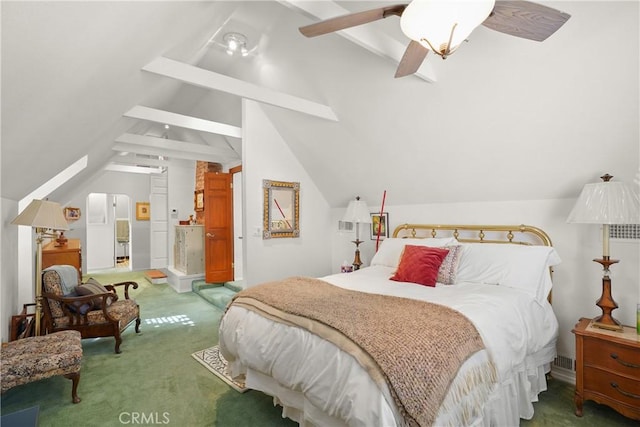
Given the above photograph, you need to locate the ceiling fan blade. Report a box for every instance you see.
[395,41,429,78]
[299,4,407,38]
[482,0,571,42]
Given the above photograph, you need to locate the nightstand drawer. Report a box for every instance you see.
[584,338,640,379]
[584,367,640,407]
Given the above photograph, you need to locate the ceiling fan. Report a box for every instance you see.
[299,0,571,78]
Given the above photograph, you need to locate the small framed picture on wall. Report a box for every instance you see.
[194,189,204,212]
[63,207,81,221]
[370,212,389,240]
[136,202,150,221]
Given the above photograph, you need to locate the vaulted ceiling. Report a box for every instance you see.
[2,1,638,208]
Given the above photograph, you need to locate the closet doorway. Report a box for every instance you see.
[86,193,132,272]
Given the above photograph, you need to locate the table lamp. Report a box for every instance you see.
[342,196,372,270]
[567,174,640,331]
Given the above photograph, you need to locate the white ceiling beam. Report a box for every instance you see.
[104,164,165,175]
[278,0,437,83]
[19,155,88,210]
[113,142,238,164]
[142,57,338,121]
[124,106,242,138]
[113,133,239,164]
[109,153,171,168]
[115,133,236,158]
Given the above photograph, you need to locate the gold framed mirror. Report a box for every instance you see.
[263,179,300,239]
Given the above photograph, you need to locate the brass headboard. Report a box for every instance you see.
[392,224,553,247]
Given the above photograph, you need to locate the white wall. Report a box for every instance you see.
[242,99,333,286]
[1,198,20,342]
[332,197,640,364]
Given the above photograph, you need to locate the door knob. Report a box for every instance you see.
[206,233,215,238]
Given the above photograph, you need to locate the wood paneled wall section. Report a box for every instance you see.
[195,161,222,224]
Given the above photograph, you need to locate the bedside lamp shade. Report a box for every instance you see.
[567,174,639,257]
[567,178,640,225]
[342,197,372,225]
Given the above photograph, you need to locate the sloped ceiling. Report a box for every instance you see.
[2,1,638,208]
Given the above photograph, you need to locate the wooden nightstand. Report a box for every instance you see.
[572,317,640,420]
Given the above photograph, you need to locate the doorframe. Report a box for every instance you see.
[86,193,131,272]
[230,165,243,281]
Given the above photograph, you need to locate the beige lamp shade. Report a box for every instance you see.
[567,175,639,259]
[11,199,69,230]
[567,180,640,225]
[342,196,372,224]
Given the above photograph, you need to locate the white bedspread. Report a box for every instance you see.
[219,266,558,426]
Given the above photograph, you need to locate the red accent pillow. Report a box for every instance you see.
[390,245,450,287]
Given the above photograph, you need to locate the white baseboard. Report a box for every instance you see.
[550,366,575,385]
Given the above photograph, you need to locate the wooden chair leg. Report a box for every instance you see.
[135,317,141,333]
[63,372,81,403]
[115,334,122,354]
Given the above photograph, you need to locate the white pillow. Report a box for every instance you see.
[455,243,561,302]
[370,237,456,268]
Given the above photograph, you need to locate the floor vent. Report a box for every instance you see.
[554,355,575,371]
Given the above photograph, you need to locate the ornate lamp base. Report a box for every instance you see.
[592,258,623,332]
[352,239,364,271]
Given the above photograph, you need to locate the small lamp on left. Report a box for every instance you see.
[342,196,372,271]
[11,199,69,335]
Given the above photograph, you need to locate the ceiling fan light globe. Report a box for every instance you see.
[401,0,495,55]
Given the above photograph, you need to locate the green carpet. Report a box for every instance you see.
[1,271,636,426]
[1,271,295,427]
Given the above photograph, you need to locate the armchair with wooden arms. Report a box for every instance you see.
[41,266,141,353]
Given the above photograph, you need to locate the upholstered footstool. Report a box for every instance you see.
[1,330,83,403]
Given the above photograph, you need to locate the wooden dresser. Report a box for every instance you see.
[573,317,640,420]
[42,239,82,279]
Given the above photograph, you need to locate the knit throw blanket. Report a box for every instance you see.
[229,277,496,427]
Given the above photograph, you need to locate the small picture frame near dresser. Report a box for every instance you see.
[572,317,640,421]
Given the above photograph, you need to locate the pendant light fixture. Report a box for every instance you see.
[400,0,496,59]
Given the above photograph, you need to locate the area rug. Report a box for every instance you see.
[191,345,248,393]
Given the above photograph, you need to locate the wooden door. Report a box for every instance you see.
[204,172,233,283]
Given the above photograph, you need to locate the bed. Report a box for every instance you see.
[219,224,561,426]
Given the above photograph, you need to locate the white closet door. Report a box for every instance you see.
[150,173,168,268]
